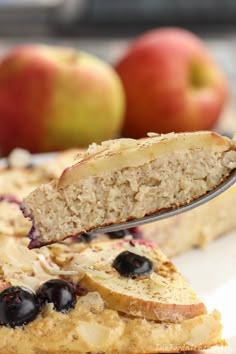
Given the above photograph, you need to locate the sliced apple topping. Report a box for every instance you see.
[66,240,207,323]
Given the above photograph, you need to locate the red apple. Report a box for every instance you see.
[0,45,125,156]
[115,28,229,138]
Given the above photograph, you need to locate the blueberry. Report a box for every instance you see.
[113,251,153,278]
[79,232,96,243]
[37,279,76,313]
[0,286,40,327]
[107,228,139,239]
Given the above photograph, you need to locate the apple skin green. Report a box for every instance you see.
[0,45,125,155]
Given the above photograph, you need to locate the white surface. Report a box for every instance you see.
[174,231,236,353]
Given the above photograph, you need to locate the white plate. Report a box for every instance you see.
[174,231,236,353]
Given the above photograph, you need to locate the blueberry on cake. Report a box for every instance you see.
[0,235,226,353]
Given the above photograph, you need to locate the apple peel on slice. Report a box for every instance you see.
[21,131,236,248]
[67,239,207,323]
[58,131,234,187]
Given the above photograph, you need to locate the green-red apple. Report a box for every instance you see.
[115,28,228,138]
[0,45,125,155]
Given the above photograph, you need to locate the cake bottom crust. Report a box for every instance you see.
[0,303,226,354]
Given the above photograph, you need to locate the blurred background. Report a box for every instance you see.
[1,0,236,68]
[0,0,236,155]
[0,1,236,59]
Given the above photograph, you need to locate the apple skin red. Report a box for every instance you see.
[0,46,54,154]
[115,28,229,138]
[0,45,125,156]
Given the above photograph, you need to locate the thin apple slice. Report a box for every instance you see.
[58,131,233,188]
[21,131,236,248]
[67,239,206,322]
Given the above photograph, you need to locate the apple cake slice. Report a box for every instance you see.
[0,235,226,353]
[0,144,235,254]
[21,131,236,248]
